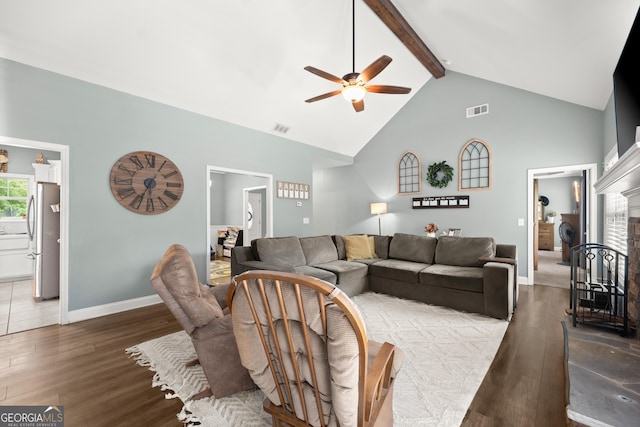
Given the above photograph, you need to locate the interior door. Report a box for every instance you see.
[247,191,262,243]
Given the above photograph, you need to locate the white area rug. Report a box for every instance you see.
[126,292,508,426]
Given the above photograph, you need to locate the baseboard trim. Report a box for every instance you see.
[66,294,162,324]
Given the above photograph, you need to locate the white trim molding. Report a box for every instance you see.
[67,294,162,323]
[595,142,640,217]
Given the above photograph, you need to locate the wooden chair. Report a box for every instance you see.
[229,270,403,427]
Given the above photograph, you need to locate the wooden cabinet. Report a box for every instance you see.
[538,222,554,251]
[0,235,33,280]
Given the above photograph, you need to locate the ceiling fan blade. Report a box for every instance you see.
[304,66,346,84]
[352,100,364,112]
[366,85,411,94]
[305,89,342,103]
[359,55,392,83]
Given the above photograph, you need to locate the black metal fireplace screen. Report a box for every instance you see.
[570,243,629,336]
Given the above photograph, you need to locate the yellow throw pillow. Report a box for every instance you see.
[343,235,377,261]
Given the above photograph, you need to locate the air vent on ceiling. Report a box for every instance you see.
[273,123,290,134]
[466,103,489,118]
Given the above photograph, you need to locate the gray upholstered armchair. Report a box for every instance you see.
[150,244,255,399]
[229,270,404,426]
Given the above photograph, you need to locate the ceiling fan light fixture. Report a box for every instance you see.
[342,84,366,102]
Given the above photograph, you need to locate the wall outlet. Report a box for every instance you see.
[303,217,310,224]
[518,218,525,226]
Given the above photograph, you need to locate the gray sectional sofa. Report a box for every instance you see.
[231,233,518,320]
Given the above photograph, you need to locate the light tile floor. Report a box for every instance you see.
[0,278,59,336]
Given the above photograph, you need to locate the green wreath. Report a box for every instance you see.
[426,161,454,188]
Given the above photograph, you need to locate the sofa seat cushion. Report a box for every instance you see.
[300,235,339,265]
[369,259,430,283]
[389,233,437,264]
[350,258,383,266]
[420,264,484,293]
[435,236,495,267]
[312,260,369,284]
[292,265,338,284]
[255,236,306,267]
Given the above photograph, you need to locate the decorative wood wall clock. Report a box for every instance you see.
[109,151,184,215]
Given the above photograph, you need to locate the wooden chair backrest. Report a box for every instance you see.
[229,270,370,427]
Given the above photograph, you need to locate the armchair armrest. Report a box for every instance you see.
[479,256,517,265]
[364,341,396,422]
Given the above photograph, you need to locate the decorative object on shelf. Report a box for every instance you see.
[398,151,421,194]
[412,195,470,209]
[459,138,492,190]
[109,151,184,215]
[277,181,310,199]
[427,160,454,188]
[35,152,44,164]
[446,228,462,236]
[370,202,388,235]
[425,223,438,237]
[0,149,8,172]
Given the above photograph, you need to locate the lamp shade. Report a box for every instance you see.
[370,202,388,215]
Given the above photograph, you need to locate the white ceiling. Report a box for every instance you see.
[1,0,638,157]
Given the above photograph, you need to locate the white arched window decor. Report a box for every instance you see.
[398,151,421,194]
[459,139,492,190]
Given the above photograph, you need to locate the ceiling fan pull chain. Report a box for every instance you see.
[352,0,356,74]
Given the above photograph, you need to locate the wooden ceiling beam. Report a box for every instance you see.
[363,0,445,78]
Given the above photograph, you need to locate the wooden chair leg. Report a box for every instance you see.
[185,357,200,367]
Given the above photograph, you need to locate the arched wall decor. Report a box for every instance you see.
[398,151,421,194]
[459,138,492,190]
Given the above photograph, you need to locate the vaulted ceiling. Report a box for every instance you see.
[1,0,638,156]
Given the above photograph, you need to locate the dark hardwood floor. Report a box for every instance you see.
[462,285,569,427]
[0,285,569,426]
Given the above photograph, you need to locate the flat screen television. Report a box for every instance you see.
[613,9,640,158]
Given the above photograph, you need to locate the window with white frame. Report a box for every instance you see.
[603,148,628,255]
[0,174,31,219]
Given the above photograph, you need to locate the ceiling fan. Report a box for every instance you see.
[304,0,411,112]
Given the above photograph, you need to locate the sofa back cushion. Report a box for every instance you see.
[300,235,339,265]
[255,237,307,267]
[389,233,436,264]
[435,236,496,267]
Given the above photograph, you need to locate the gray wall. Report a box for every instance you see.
[538,176,581,244]
[0,58,350,311]
[0,58,619,311]
[0,146,60,175]
[314,71,609,273]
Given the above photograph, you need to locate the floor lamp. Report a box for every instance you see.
[370,202,387,235]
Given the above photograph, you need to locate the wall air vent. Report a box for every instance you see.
[273,123,290,134]
[466,103,489,118]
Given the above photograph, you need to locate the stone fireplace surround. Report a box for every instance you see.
[595,140,640,338]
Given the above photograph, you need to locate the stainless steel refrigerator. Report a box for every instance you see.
[27,182,60,301]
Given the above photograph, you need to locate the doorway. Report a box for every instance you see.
[526,163,597,286]
[206,166,273,281]
[0,135,69,334]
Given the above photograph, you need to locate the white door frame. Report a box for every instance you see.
[205,166,273,278]
[0,135,70,324]
[526,163,598,285]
